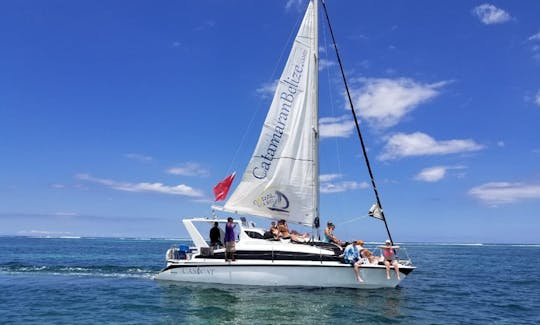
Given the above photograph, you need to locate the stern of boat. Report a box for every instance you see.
[165,245,192,263]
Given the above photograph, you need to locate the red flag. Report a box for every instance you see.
[213,172,236,201]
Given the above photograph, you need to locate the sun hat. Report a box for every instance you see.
[385,239,391,244]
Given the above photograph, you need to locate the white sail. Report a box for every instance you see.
[224,1,318,226]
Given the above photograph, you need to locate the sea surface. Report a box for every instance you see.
[0,236,539,324]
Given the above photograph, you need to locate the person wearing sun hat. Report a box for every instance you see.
[379,239,401,280]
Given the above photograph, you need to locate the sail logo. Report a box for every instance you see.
[253,190,290,213]
[252,48,308,180]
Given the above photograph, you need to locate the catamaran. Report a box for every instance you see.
[156,0,415,288]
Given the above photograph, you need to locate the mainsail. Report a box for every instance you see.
[223,1,318,226]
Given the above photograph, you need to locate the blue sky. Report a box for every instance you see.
[1,1,539,243]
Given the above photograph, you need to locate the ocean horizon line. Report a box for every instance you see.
[0,234,538,246]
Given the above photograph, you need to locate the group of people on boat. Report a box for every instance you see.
[209,218,236,262]
[266,219,310,242]
[209,218,401,280]
[323,221,401,281]
[342,238,401,282]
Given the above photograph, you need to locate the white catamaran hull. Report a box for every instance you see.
[155,260,414,289]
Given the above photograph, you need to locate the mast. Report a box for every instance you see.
[321,0,395,245]
[312,0,320,240]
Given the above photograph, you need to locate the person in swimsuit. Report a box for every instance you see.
[379,239,400,280]
[360,248,378,265]
[323,222,343,246]
[277,219,291,239]
[270,222,279,238]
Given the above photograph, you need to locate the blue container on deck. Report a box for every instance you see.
[179,245,190,252]
[177,245,190,259]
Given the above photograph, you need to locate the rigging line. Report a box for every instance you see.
[224,11,304,176]
[337,215,369,226]
[321,0,395,246]
[320,7,346,219]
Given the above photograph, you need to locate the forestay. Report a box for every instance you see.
[224,1,318,226]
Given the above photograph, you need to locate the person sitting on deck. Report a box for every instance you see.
[359,248,379,265]
[290,229,310,242]
[263,221,279,239]
[324,222,343,246]
[343,240,364,282]
[379,239,400,280]
[277,220,309,242]
[277,219,291,240]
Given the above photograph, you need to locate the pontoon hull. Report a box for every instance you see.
[155,260,414,289]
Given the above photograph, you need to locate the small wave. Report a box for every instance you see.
[408,242,540,247]
[446,243,483,246]
[24,235,84,239]
[408,242,484,246]
[118,237,152,241]
[116,237,187,242]
[26,235,84,239]
[508,244,540,247]
[0,262,157,279]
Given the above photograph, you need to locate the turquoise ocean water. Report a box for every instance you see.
[1,236,539,324]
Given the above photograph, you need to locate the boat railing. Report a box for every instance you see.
[371,247,413,266]
[165,245,192,261]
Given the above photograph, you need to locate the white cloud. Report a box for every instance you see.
[17,230,73,236]
[194,20,216,31]
[414,165,466,182]
[319,59,336,71]
[379,132,483,160]
[167,162,209,177]
[76,173,204,198]
[469,182,540,205]
[319,115,355,138]
[319,173,342,182]
[256,79,279,98]
[415,166,447,182]
[527,32,540,61]
[54,212,78,217]
[320,181,369,193]
[528,32,540,42]
[472,4,511,25]
[351,78,447,129]
[125,153,153,163]
[526,32,540,61]
[536,90,540,107]
[285,0,303,12]
[497,141,505,147]
[319,173,369,193]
